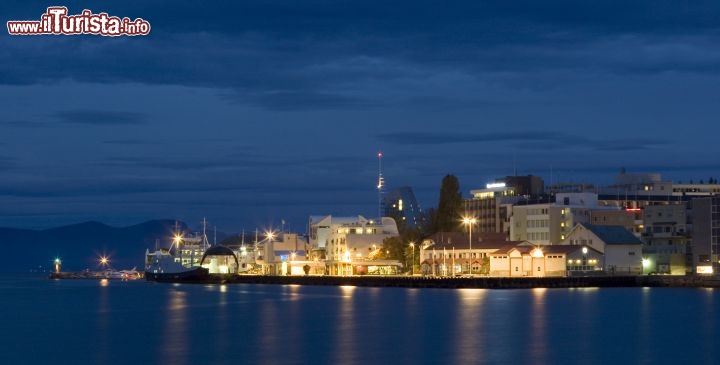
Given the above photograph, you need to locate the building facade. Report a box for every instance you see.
[488,244,603,277]
[690,197,720,275]
[382,186,422,228]
[563,223,643,275]
[419,232,511,275]
[641,203,689,275]
[309,215,401,275]
[509,193,622,245]
[464,175,545,235]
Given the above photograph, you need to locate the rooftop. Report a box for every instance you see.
[580,223,642,245]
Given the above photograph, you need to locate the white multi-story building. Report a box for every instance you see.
[309,215,401,275]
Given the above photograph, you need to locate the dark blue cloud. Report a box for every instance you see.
[1,120,53,128]
[2,1,719,230]
[377,131,667,152]
[0,155,16,170]
[52,110,147,125]
[3,1,720,111]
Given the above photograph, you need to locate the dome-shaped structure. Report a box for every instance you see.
[200,245,239,274]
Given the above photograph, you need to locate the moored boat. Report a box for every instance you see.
[144,249,209,282]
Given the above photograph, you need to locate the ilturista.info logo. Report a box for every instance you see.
[7,7,151,36]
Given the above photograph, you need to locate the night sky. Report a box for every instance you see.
[2,1,720,231]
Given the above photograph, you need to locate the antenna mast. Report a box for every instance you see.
[377,151,384,220]
[202,217,208,250]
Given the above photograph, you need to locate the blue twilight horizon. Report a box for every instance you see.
[2,1,720,231]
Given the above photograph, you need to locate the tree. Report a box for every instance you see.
[432,174,463,233]
[381,236,404,261]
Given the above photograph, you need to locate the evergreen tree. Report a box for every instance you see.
[432,174,463,233]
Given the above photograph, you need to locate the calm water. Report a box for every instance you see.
[0,275,718,365]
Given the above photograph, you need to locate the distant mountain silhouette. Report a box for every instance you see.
[0,220,198,272]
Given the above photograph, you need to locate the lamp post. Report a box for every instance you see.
[462,216,477,274]
[409,242,415,275]
[265,230,276,275]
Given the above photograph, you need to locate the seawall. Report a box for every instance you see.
[157,274,720,289]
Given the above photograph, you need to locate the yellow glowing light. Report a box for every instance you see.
[462,216,478,225]
[173,234,183,244]
[265,231,276,241]
[99,256,109,265]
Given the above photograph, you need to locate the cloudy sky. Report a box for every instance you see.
[2,1,720,231]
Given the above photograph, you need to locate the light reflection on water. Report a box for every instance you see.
[0,276,718,365]
[161,289,188,365]
[96,281,110,365]
[334,285,358,364]
[529,288,548,363]
[453,289,486,363]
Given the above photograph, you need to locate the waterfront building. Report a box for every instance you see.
[640,203,689,275]
[488,244,603,277]
[419,232,511,275]
[563,223,643,275]
[509,192,621,245]
[262,233,310,275]
[690,196,720,275]
[309,215,401,275]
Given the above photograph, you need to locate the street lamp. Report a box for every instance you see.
[462,216,477,273]
[265,230,275,275]
[409,242,415,275]
[99,256,110,271]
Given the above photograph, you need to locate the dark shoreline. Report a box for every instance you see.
[145,274,720,289]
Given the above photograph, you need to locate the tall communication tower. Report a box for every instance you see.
[377,151,384,220]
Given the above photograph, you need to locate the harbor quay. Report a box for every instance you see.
[146,273,720,289]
